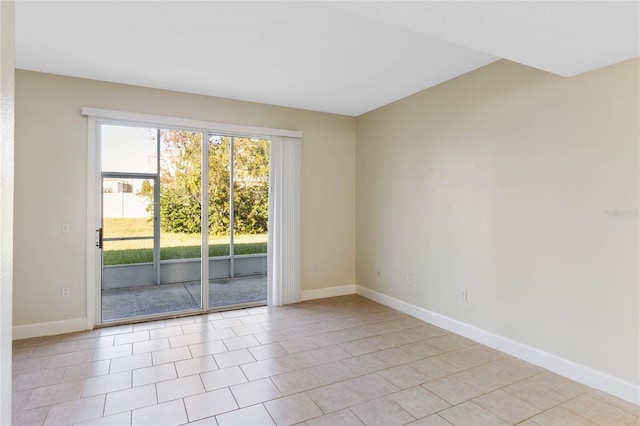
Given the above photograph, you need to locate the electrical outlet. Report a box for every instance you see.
[406,275,412,285]
[376,268,381,277]
[61,287,70,298]
[460,289,468,301]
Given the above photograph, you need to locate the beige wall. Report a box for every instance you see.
[14,70,356,326]
[356,59,639,385]
[13,58,640,389]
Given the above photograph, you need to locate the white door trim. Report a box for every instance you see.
[86,109,294,328]
[82,107,303,139]
[86,116,99,329]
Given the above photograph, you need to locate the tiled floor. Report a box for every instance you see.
[12,295,640,425]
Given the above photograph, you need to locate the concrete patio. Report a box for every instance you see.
[101,274,266,322]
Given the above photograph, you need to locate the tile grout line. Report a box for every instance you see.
[12,296,639,425]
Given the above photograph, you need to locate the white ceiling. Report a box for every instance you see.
[15,1,639,116]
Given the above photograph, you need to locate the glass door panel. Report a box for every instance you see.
[232,137,269,266]
[207,135,231,307]
[230,137,269,305]
[158,129,203,310]
[101,176,158,321]
[101,125,158,174]
[99,124,204,323]
[207,134,269,308]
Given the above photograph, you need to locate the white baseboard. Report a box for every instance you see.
[13,318,89,340]
[356,285,640,406]
[12,285,358,339]
[301,284,356,301]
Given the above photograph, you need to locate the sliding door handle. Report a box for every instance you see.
[96,228,103,249]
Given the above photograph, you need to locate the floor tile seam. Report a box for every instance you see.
[526,372,590,402]
[368,394,420,422]
[236,377,282,408]
[433,399,517,426]
[417,370,487,403]
[169,335,207,351]
[13,405,50,425]
[104,385,159,418]
[481,374,545,401]
[268,331,327,345]
[193,388,239,421]
[37,401,59,425]
[92,343,135,362]
[47,352,103,371]
[59,333,103,343]
[11,389,34,413]
[306,372,406,404]
[258,401,278,426]
[557,392,638,424]
[470,390,543,425]
[195,369,208,401]
[431,352,497,373]
[13,339,63,349]
[301,390,361,419]
[583,395,640,418]
[84,370,135,395]
[276,365,358,395]
[343,406,371,426]
[515,395,597,426]
[16,297,633,425]
[152,380,161,408]
[12,353,37,361]
[176,398,189,425]
[30,343,81,358]
[443,354,540,384]
[40,393,106,426]
[12,365,55,379]
[21,378,87,410]
[11,367,56,379]
[95,394,109,425]
[461,373,578,424]
[133,321,168,332]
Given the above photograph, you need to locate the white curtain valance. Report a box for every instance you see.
[267,136,302,306]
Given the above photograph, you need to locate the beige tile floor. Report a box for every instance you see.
[11,295,640,426]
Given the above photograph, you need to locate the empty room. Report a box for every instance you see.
[0,1,638,425]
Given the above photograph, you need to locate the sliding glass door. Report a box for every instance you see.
[97,123,268,324]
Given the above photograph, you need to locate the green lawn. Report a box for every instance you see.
[103,218,267,266]
[103,242,267,265]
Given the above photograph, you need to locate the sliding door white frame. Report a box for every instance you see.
[85,108,302,329]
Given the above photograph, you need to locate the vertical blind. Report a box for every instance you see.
[267,136,302,306]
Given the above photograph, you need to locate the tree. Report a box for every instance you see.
[232,137,269,234]
[139,130,269,236]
